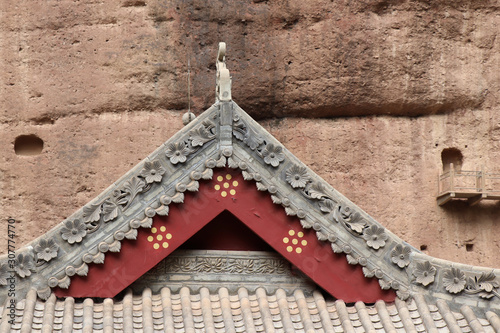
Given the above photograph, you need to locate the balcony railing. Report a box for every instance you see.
[437,163,500,206]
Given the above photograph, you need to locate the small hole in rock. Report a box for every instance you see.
[466,244,473,252]
[420,245,427,251]
[14,134,44,156]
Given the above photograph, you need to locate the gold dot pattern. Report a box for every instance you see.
[283,229,307,254]
[147,226,172,250]
[214,174,239,198]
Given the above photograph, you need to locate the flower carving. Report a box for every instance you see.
[285,165,311,188]
[166,258,195,272]
[194,258,225,273]
[340,206,354,220]
[34,238,59,262]
[464,272,499,299]
[165,142,190,164]
[102,198,120,222]
[0,263,11,285]
[390,244,411,268]
[140,160,166,184]
[413,261,436,286]
[230,259,255,273]
[443,267,466,294]
[262,143,285,167]
[61,219,87,244]
[318,199,336,220]
[334,205,365,233]
[362,225,388,250]
[189,122,216,147]
[15,253,35,278]
[83,203,102,223]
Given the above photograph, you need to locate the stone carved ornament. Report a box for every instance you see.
[164,256,289,275]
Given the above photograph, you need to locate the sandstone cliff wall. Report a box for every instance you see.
[1,0,499,266]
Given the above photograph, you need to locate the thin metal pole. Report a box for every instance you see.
[187,58,191,114]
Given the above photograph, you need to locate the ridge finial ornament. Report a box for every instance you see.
[216,42,231,102]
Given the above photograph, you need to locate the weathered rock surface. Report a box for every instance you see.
[1,0,499,267]
[1,0,498,121]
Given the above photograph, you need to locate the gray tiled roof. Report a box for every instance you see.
[2,287,500,333]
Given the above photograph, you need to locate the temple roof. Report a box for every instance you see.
[3,287,500,333]
[0,43,499,329]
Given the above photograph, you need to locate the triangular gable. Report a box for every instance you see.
[1,44,499,315]
[53,168,394,302]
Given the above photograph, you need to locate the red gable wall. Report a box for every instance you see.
[56,169,395,302]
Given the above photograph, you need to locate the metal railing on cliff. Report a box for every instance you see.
[437,163,500,205]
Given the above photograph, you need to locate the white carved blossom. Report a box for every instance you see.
[390,244,411,268]
[34,238,59,262]
[443,267,466,294]
[362,225,388,250]
[262,143,284,167]
[165,142,190,164]
[285,165,310,188]
[15,253,35,278]
[61,219,87,244]
[414,261,436,286]
[140,160,166,184]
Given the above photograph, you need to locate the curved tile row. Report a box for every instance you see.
[2,287,499,333]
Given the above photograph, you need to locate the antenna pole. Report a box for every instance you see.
[182,56,196,125]
[188,58,191,114]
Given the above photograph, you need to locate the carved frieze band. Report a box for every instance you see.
[164,256,289,275]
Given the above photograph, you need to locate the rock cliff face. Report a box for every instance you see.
[1,0,499,266]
